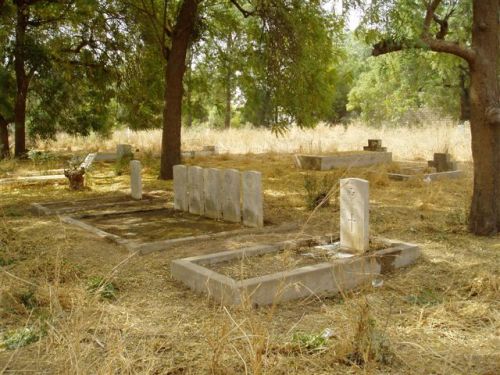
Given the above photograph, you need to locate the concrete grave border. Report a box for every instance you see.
[30,193,163,216]
[171,236,420,306]
[294,152,393,171]
[59,206,298,255]
[388,170,463,181]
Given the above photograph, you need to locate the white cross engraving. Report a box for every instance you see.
[348,211,356,231]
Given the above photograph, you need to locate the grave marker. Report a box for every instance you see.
[340,178,369,252]
[188,166,205,215]
[173,165,188,211]
[204,168,223,219]
[117,144,133,159]
[222,169,241,223]
[130,160,142,200]
[428,153,456,172]
[363,139,387,152]
[242,171,263,227]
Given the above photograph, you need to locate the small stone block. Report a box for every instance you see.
[340,178,369,252]
[242,171,263,228]
[204,168,223,219]
[173,165,188,211]
[222,169,241,223]
[130,160,142,200]
[188,166,205,215]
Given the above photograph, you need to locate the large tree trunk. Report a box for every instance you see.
[14,2,28,158]
[159,0,198,180]
[0,115,10,158]
[467,0,499,235]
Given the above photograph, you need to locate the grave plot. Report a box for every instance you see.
[182,145,218,159]
[172,178,420,306]
[295,139,392,171]
[388,153,463,181]
[61,207,294,255]
[31,193,165,216]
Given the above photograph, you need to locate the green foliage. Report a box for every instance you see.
[87,276,117,300]
[1,327,39,350]
[292,331,328,352]
[302,173,335,210]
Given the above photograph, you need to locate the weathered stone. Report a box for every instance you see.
[130,160,142,200]
[80,153,97,170]
[222,169,241,223]
[242,171,263,228]
[363,139,387,152]
[173,165,188,211]
[188,166,205,215]
[428,153,456,172]
[204,168,223,219]
[117,144,133,159]
[340,178,369,252]
[295,152,392,171]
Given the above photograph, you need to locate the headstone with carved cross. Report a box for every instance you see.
[340,178,369,252]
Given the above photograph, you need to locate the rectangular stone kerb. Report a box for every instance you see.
[340,178,369,252]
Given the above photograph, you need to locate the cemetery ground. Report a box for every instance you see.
[0,141,499,373]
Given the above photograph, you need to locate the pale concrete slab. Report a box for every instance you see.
[80,153,97,170]
[188,166,205,215]
[340,178,369,252]
[295,152,392,171]
[222,169,241,223]
[173,165,188,211]
[0,174,66,185]
[204,168,223,219]
[242,171,263,228]
[130,160,142,200]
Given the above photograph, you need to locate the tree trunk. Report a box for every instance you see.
[0,115,10,159]
[459,71,470,123]
[14,2,28,158]
[467,0,499,235]
[159,0,198,180]
[224,34,233,129]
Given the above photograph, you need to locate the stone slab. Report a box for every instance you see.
[130,160,142,200]
[0,174,66,185]
[222,169,241,223]
[93,152,117,162]
[340,178,369,252]
[173,165,188,211]
[204,168,223,219]
[171,237,420,306]
[295,152,392,171]
[242,171,263,228]
[388,170,463,181]
[188,166,205,215]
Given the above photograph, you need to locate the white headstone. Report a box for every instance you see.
[80,153,97,170]
[117,144,133,159]
[188,166,204,215]
[130,160,142,200]
[173,165,188,211]
[340,178,369,252]
[242,171,263,227]
[204,168,223,219]
[222,169,241,223]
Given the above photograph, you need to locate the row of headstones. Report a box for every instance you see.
[173,165,264,228]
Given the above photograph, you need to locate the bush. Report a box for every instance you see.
[302,173,336,210]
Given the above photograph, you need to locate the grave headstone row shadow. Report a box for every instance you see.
[173,165,264,228]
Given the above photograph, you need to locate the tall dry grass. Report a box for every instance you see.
[36,120,472,161]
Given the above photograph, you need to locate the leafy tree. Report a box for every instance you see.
[352,0,499,235]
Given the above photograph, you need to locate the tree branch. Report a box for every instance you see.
[229,0,255,18]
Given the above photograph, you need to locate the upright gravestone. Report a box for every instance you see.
[204,168,223,219]
[340,178,369,252]
[242,171,263,228]
[130,160,142,200]
[117,144,133,160]
[428,153,456,172]
[222,169,241,223]
[188,166,205,215]
[173,165,188,211]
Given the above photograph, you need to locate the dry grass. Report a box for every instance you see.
[34,120,472,161]
[1,124,498,374]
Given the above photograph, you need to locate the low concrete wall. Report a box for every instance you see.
[295,152,392,171]
[171,237,420,306]
[388,170,463,181]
